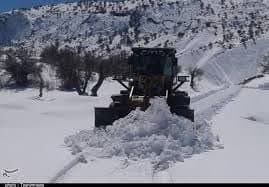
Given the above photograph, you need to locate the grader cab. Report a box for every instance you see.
[94,48,194,128]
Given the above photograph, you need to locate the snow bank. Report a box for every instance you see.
[64,98,220,171]
[258,82,269,90]
[245,74,269,90]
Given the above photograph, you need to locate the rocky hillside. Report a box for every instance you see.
[1,0,269,85]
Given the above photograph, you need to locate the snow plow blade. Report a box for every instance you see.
[95,108,115,128]
[94,107,131,128]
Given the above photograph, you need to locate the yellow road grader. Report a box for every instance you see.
[94,48,194,127]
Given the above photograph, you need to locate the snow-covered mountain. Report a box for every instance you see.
[1,0,269,85]
[1,0,268,50]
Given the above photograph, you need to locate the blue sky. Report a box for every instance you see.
[0,0,74,12]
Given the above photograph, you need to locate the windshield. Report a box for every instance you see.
[131,55,173,76]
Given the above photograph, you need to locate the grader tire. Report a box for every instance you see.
[95,105,132,128]
[168,95,191,106]
[170,106,194,122]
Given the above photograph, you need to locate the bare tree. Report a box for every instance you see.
[90,59,106,96]
[41,43,130,97]
[40,43,59,66]
[75,51,97,96]
[91,51,130,96]
[41,44,98,95]
[260,53,269,74]
[188,67,204,90]
[41,45,81,91]
[32,64,44,97]
[3,48,39,87]
[1,48,46,97]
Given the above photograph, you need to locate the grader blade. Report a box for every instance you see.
[94,108,115,128]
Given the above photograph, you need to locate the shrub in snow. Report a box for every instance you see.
[3,48,41,87]
[187,67,204,91]
[261,53,269,74]
[65,98,220,171]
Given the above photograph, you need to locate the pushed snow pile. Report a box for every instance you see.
[65,98,220,171]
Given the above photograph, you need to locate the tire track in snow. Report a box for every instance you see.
[192,85,241,121]
[191,86,228,104]
[151,85,241,183]
[212,60,234,85]
[49,154,88,183]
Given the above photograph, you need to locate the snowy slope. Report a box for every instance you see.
[1,0,269,86]
[1,0,269,52]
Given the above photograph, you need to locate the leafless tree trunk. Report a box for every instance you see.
[261,53,269,74]
[38,72,44,97]
[91,71,104,97]
[74,75,91,96]
[188,67,204,90]
[82,76,90,94]
[190,70,195,89]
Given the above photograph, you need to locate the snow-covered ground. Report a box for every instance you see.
[0,80,123,182]
[169,78,269,183]
[0,75,268,183]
